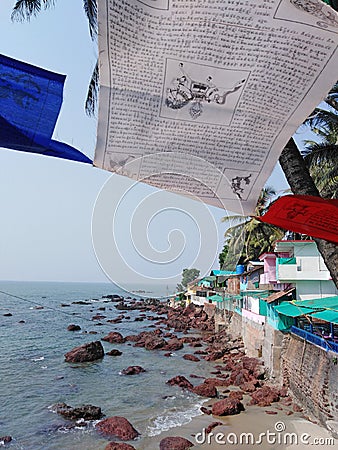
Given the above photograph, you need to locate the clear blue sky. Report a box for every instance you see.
[0,0,292,287]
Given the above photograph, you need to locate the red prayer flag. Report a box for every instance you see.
[257,195,338,244]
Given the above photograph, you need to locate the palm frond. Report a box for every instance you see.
[83,0,97,39]
[85,61,99,117]
[303,143,338,167]
[11,0,55,21]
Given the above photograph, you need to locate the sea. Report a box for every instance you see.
[0,281,213,449]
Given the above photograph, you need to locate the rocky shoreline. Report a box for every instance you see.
[52,297,316,450]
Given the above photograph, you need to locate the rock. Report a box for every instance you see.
[0,436,12,444]
[54,403,102,420]
[229,391,243,401]
[96,416,139,440]
[121,366,146,375]
[102,332,126,344]
[166,375,193,390]
[249,386,280,407]
[3,313,12,317]
[106,349,122,356]
[205,421,222,434]
[240,381,258,392]
[204,378,229,387]
[292,403,303,412]
[163,352,172,357]
[144,337,167,350]
[212,398,245,416]
[159,436,194,450]
[64,341,104,363]
[164,338,184,351]
[200,406,212,415]
[265,410,278,415]
[105,443,136,450]
[67,324,81,331]
[193,382,217,398]
[183,354,200,362]
[18,320,25,323]
[286,411,293,416]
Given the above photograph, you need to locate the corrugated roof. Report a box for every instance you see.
[265,288,295,304]
[207,294,224,302]
[210,270,237,276]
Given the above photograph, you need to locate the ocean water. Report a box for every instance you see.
[0,281,212,449]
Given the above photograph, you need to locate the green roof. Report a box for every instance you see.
[274,303,317,317]
[293,296,338,310]
[311,310,338,324]
[207,294,224,302]
[200,276,216,282]
[210,270,237,276]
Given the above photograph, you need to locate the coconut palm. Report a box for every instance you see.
[11,0,98,115]
[221,187,284,269]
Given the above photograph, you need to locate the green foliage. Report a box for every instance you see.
[220,187,284,268]
[176,268,200,292]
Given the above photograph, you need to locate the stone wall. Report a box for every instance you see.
[227,311,242,339]
[241,314,265,358]
[281,334,338,424]
[262,323,285,383]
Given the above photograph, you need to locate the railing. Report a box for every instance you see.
[290,326,338,353]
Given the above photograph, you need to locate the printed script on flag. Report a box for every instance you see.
[94,0,338,215]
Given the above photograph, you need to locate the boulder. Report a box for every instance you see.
[212,398,245,416]
[102,332,126,344]
[164,338,184,351]
[121,366,146,375]
[192,383,217,398]
[183,354,200,362]
[200,406,212,415]
[0,436,12,444]
[159,436,194,450]
[166,375,193,390]
[64,341,104,363]
[249,385,280,407]
[105,443,136,450]
[67,324,81,331]
[144,337,167,350]
[106,349,122,356]
[205,422,222,434]
[54,403,102,420]
[96,416,139,440]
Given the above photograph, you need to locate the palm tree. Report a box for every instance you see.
[221,187,284,269]
[11,0,98,115]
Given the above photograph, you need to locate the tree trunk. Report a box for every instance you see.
[279,138,338,288]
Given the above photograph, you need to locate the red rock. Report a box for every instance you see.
[240,381,258,392]
[286,411,294,416]
[265,410,278,415]
[96,416,139,440]
[205,421,222,434]
[102,332,125,344]
[293,403,303,412]
[105,443,136,450]
[249,386,280,407]
[159,436,194,450]
[212,398,245,416]
[121,366,146,375]
[106,349,122,356]
[193,383,217,398]
[166,375,193,390]
[204,378,229,387]
[144,337,166,350]
[183,354,200,362]
[229,391,243,401]
[163,352,172,357]
[200,406,212,415]
[164,338,184,351]
[67,324,81,331]
[204,350,225,361]
[64,341,104,363]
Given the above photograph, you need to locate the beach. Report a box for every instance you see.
[1,281,336,449]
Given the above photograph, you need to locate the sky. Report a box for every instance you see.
[0,0,293,289]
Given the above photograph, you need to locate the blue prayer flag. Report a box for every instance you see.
[0,54,92,164]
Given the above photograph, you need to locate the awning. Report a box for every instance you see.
[274,303,317,318]
[293,296,338,310]
[207,294,224,302]
[311,310,338,325]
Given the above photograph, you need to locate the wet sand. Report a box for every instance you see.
[139,395,336,450]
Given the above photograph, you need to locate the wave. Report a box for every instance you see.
[146,400,206,437]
